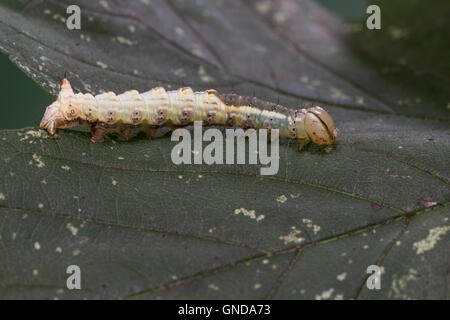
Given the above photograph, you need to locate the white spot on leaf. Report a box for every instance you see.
[99,0,110,10]
[96,61,108,69]
[315,288,334,300]
[336,273,347,281]
[208,284,219,291]
[198,66,214,83]
[234,208,265,222]
[302,218,321,234]
[279,227,304,245]
[116,36,137,46]
[413,226,449,254]
[32,154,45,168]
[66,223,78,236]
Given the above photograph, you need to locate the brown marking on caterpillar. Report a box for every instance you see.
[226,112,236,126]
[40,78,338,150]
[155,107,168,124]
[179,87,194,95]
[179,108,193,124]
[131,109,143,123]
[106,110,117,123]
[205,110,217,125]
[243,113,254,129]
[206,89,220,99]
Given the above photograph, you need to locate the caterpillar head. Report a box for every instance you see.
[304,106,338,145]
[40,78,81,136]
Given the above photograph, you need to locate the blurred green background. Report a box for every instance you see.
[0,0,366,129]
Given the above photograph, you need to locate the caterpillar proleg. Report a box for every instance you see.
[40,78,338,150]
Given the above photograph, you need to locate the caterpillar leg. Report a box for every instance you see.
[42,121,59,138]
[90,124,108,143]
[47,132,59,139]
[47,127,59,139]
[298,139,307,151]
[118,127,133,142]
[142,127,157,139]
[148,128,157,139]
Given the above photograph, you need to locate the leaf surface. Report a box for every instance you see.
[0,0,448,299]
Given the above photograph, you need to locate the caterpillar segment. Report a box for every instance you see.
[40,78,338,150]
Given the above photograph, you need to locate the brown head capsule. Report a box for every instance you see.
[304,106,338,145]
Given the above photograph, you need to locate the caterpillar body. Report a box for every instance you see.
[40,78,338,150]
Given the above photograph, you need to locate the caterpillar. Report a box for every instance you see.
[40,78,338,150]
